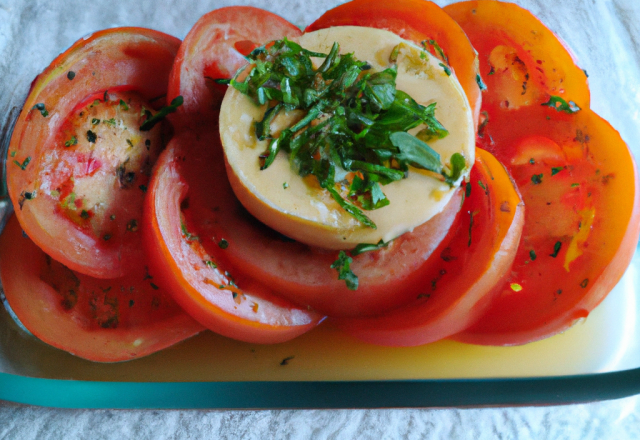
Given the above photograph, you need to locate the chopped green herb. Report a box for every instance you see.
[465,181,472,198]
[231,39,459,227]
[551,167,564,176]
[80,210,90,219]
[67,71,75,80]
[331,250,358,290]
[531,173,543,185]
[476,73,487,91]
[280,356,295,366]
[64,136,78,147]
[426,39,448,64]
[468,211,478,247]
[140,96,184,131]
[571,183,580,187]
[478,180,487,192]
[104,118,116,126]
[10,151,16,157]
[283,182,289,189]
[13,156,31,170]
[529,249,537,261]
[550,241,562,258]
[150,283,159,290]
[126,139,134,148]
[139,184,147,192]
[510,283,523,292]
[218,238,229,249]
[180,222,198,242]
[91,118,100,125]
[86,130,97,143]
[119,99,129,111]
[351,239,388,256]
[110,214,116,221]
[204,260,217,269]
[103,234,112,241]
[439,63,452,76]
[542,95,580,114]
[529,158,535,165]
[32,103,48,117]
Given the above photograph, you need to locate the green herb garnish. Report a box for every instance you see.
[229,39,463,228]
[351,239,388,256]
[542,96,580,114]
[550,241,562,258]
[32,103,48,117]
[140,96,183,131]
[331,250,358,290]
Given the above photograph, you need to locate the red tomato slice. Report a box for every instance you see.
[456,107,640,345]
[142,131,324,344]
[215,171,461,318]
[0,216,204,362]
[444,1,590,111]
[7,27,180,279]
[166,6,303,131]
[338,148,524,346]
[307,0,482,129]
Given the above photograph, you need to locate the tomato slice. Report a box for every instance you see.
[444,1,590,111]
[142,131,324,344]
[337,149,524,346]
[306,0,482,129]
[455,108,640,345]
[167,6,303,131]
[7,27,180,279]
[0,215,204,362]
[213,174,461,318]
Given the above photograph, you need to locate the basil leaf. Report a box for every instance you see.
[390,132,442,174]
[331,251,359,290]
[140,96,183,131]
[351,239,389,256]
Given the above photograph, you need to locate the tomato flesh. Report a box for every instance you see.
[444,1,590,111]
[0,216,204,362]
[142,131,324,344]
[339,148,524,346]
[167,6,303,131]
[7,27,180,279]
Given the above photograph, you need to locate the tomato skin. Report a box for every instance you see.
[455,107,640,345]
[7,27,180,279]
[338,149,524,346]
[444,1,590,111]
[307,0,481,129]
[142,131,324,344]
[442,1,639,346]
[0,216,204,363]
[166,6,303,131]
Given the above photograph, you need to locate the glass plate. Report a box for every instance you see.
[1,0,639,409]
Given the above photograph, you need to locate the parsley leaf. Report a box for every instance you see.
[542,96,580,114]
[140,96,184,131]
[331,250,359,290]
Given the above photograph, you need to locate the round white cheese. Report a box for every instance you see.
[219,26,475,250]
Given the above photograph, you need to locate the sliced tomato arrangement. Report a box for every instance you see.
[143,131,324,343]
[2,0,638,360]
[444,1,640,345]
[338,148,524,345]
[6,27,180,279]
[0,216,203,362]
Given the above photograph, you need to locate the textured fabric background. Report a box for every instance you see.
[1,0,640,438]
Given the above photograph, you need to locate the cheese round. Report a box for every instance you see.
[219,26,475,250]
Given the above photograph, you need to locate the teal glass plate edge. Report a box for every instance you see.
[2,368,640,409]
